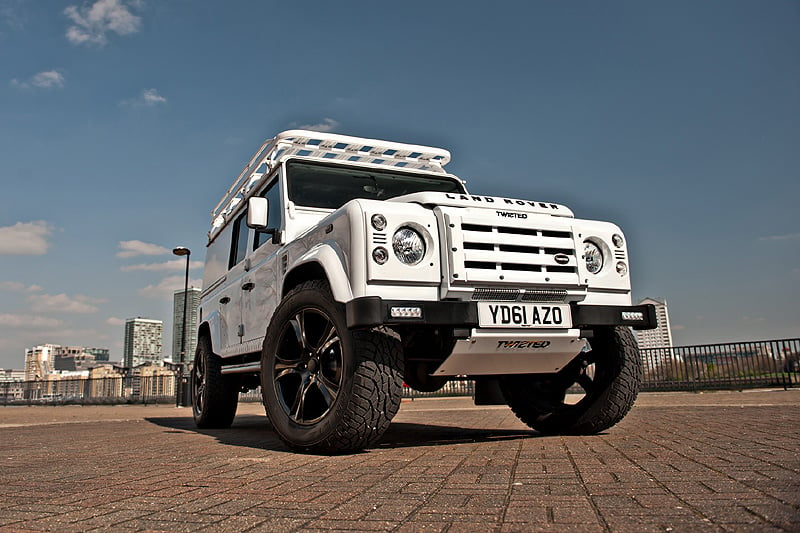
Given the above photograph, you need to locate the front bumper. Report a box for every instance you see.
[346,297,657,331]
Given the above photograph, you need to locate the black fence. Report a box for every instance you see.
[639,338,799,392]
[2,338,798,406]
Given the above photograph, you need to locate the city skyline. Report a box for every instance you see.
[1,1,798,369]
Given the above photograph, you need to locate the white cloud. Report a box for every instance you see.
[116,240,170,258]
[0,221,55,255]
[0,281,43,292]
[759,233,800,242]
[106,317,126,326]
[121,259,203,272]
[10,70,65,90]
[64,0,141,46]
[120,88,167,108]
[28,293,103,314]
[0,0,26,33]
[670,324,686,332]
[296,118,340,133]
[0,314,63,328]
[138,275,202,300]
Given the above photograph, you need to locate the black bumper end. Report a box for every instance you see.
[346,297,478,329]
[571,303,657,330]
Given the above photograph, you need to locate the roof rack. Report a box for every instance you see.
[210,130,451,232]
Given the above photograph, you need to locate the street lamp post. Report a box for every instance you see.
[172,246,191,407]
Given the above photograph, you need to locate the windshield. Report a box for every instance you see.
[286,161,465,209]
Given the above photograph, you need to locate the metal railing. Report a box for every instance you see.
[2,338,797,406]
[639,338,799,392]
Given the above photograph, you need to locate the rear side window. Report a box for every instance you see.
[228,211,249,268]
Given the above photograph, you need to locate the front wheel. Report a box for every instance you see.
[261,280,403,454]
[500,326,641,435]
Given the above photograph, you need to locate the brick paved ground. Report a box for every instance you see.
[0,389,798,532]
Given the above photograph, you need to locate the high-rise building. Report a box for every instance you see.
[633,297,674,350]
[24,344,59,381]
[123,318,163,368]
[172,287,200,365]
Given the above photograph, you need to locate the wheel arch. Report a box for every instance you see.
[282,245,353,303]
[197,313,220,355]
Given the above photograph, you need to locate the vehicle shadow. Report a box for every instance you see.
[144,414,537,453]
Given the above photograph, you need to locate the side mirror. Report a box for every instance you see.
[246,197,269,229]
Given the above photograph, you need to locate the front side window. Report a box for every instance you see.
[286,161,465,210]
[254,179,282,250]
[228,210,249,268]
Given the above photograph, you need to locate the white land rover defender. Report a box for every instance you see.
[193,130,656,453]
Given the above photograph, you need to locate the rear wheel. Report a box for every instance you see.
[261,280,403,453]
[500,326,641,435]
[192,335,239,428]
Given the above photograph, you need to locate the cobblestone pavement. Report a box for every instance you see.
[0,389,798,532]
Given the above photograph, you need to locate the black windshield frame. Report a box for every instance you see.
[286,160,465,210]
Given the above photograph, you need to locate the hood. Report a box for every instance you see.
[388,192,574,218]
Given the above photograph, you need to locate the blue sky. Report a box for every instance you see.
[0,0,798,369]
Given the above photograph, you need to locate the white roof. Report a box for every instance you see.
[210,130,452,234]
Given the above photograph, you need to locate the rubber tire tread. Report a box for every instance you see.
[193,335,239,429]
[502,326,641,435]
[262,280,403,454]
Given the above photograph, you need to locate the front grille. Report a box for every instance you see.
[452,218,579,285]
[471,288,568,303]
[521,289,568,303]
[471,288,520,301]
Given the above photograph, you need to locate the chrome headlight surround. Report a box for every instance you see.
[392,226,426,265]
[583,240,604,274]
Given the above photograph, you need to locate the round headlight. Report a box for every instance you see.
[371,214,387,231]
[616,261,628,276]
[392,227,425,265]
[612,234,624,248]
[584,241,603,274]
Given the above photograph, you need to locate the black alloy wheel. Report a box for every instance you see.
[261,280,403,454]
[500,326,641,435]
[272,308,343,425]
[191,335,239,429]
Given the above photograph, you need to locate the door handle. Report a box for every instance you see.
[241,282,255,291]
[219,296,230,304]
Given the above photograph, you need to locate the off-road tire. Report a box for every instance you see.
[500,326,641,435]
[192,335,239,428]
[261,280,403,454]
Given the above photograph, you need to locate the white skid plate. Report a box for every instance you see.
[433,330,584,376]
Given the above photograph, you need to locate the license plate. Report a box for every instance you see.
[477,303,572,328]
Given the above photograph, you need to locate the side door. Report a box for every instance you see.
[219,208,251,355]
[240,176,283,350]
